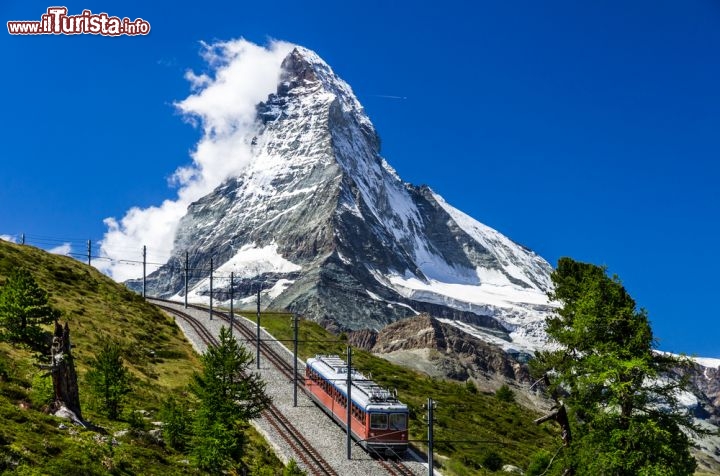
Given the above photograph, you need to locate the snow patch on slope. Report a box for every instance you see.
[694,357,720,370]
[217,243,302,277]
[174,243,301,305]
[432,192,552,292]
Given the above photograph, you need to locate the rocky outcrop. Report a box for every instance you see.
[358,314,531,384]
[347,329,377,350]
[687,363,720,425]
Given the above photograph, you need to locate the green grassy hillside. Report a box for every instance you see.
[0,241,282,474]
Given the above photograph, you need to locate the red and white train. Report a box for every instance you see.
[305,355,409,455]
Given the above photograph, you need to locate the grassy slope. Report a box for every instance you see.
[240,310,560,475]
[0,241,283,475]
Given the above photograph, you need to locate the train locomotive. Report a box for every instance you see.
[305,354,409,455]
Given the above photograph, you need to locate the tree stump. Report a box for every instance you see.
[48,321,82,421]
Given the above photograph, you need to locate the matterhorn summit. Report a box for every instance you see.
[142,46,556,352]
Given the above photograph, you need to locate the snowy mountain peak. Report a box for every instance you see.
[273,47,375,136]
[143,45,556,352]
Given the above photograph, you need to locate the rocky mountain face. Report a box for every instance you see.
[142,47,554,351]
[687,364,720,425]
[348,314,532,385]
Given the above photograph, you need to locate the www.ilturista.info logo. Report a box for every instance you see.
[7,7,150,36]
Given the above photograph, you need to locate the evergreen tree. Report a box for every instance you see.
[191,412,239,473]
[159,396,190,450]
[190,326,271,472]
[495,384,515,403]
[533,257,698,475]
[0,268,59,348]
[86,340,131,420]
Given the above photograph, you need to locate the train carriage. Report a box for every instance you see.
[305,355,409,455]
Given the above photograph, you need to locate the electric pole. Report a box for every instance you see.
[347,346,353,460]
[229,272,234,337]
[292,314,299,407]
[209,258,213,321]
[87,240,91,266]
[428,397,435,476]
[256,287,261,369]
[142,245,147,298]
[184,251,189,309]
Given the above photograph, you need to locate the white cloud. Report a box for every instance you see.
[99,38,294,282]
[0,235,17,243]
[48,243,72,256]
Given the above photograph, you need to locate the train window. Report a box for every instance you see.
[370,413,387,430]
[389,413,407,431]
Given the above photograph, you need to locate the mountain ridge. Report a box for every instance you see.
[139,46,557,355]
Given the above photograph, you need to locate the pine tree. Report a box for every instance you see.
[159,396,190,450]
[533,257,698,475]
[190,326,271,472]
[86,340,131,420]
[0,268,59,348]
[191,326,270,423]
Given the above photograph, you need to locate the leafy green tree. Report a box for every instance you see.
[533,257,698,475]
[190,326,271,472]
[86,340,132,420]
[0,268,59,349]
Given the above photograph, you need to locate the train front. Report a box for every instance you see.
[364,399,409,455]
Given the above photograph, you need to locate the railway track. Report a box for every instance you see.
[152,298,418,476]
[154,299,300,383]
[375,456,417,476]
[154,303,339,476]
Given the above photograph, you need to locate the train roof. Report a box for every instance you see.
[307,355,407,412]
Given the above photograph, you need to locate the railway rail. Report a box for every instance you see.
[374,455,417,476]
[154,303,339,476]
[151,298,420,476]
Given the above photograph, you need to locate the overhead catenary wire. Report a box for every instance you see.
[8,234,285,281]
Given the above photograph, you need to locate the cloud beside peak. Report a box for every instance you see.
[99,38,295,282]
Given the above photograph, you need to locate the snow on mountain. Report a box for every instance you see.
[137,45,555,351]
[694,357,720,370]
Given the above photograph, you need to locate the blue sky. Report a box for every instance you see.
[1,1,718,357]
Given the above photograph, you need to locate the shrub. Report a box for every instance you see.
[495,384,515,403]
[29,373,54,409]
[526,449,552,476]
[481,450,503,471]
